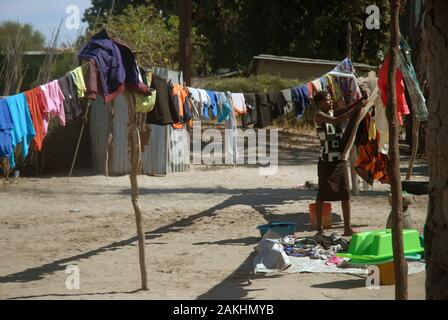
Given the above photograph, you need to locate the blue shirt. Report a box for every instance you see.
[0,99,13,158]
[291,85,310,119]
[206,90,219,118]
[6,93,36,168]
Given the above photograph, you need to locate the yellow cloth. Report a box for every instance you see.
[70,66,86,98]
[368,118,377,141]
[135,91,156,113]
[326,74,343,102]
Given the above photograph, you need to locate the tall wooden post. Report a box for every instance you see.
[406,115,420,180]
[179,0,192,86]
[125,91,148,291]
[346,20,359,195]
[387,0,408,300]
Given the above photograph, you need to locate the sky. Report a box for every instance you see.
[0,0,92,46]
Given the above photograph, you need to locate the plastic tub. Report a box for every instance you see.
[309,203,332,228]
[337,229,424,264]
[257,222,297,237]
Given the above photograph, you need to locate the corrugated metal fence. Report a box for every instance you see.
[89,94,190,175]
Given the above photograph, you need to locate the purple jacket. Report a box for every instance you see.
[79,29,126,98]
[79,29,149,101]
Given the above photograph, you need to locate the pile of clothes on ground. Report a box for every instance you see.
[282,232,350,266]
[253,230,353,272]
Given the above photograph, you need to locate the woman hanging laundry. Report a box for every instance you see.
[312,90,367,236]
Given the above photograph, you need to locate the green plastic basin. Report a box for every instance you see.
[336,229,424,264]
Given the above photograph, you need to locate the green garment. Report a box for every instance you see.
[135,91,156,113]
[70,66,86,98]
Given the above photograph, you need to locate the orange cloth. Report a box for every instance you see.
[171,84,193,129]
[24,87,46,151]
[354,114,389,185]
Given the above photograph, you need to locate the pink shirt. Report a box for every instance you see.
[40,80,66,134]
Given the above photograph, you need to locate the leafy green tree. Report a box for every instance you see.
[83,1,396,73]
[83,1,208,74]
[0,21,45,51]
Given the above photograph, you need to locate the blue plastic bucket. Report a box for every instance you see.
[257,222,297,237]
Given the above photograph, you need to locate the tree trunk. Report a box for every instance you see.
[422,0,448,300]
[125,91,148,291]
[179,0,192,86]
[387,0,408,300]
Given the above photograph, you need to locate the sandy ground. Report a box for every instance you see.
[0,130,429,300]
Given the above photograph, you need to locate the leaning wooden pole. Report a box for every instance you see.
[125,91,148,290]
[69,101,91,178]
[387,0,408,300]
[406,115,420,181]
[346,20,359,195]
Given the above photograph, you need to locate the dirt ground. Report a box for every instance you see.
[0,130,429,300]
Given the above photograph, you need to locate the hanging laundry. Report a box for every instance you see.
[187,87,202,119]
[218,98,232,124]
[254,93,272,128]
[307,82,314,97]
[171,84,193,129]
[281,88,292,103]
[24,88,46,151]
[70,66,87,99]
[214,91,225,120]
[40,80,66,134]
[171,84,185,129]
[377,56,410,125]
[183,91,193,126]
[135,91,156,113]
[374,90,389,155]
[291,85,310,118]
[311,79,322,93]
[267,91,288,119]
[83,58,99,100]
[325,74,343,102]
[243,93,257,126]
[231,93,246,115]
[0,99,13,158]
[58,73,81,121]
[281,89,294,115]
[397,50,428,121]
[354,113,389,185]
[5,94,36,168]
[146,74,179,125]
[206,90,219,119]
[79,29,125,101]
[198,89,211,119]
[320,76,328,91]
[332,57,356,104]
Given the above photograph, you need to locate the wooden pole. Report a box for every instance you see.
[125,91,148,291]
[387,0,408,300]
[179,0,192,86]
[69,101,91,178]
[346,21,352,58]
[406,115,420,180]
[346,20,359,195]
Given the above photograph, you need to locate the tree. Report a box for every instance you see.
[422,0,448,300]
[82,1,208,74]
[0,21,45,51]
[83,1,394,74]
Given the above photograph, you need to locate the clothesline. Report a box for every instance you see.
[0,28,427,180]
[0,55,361,171]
